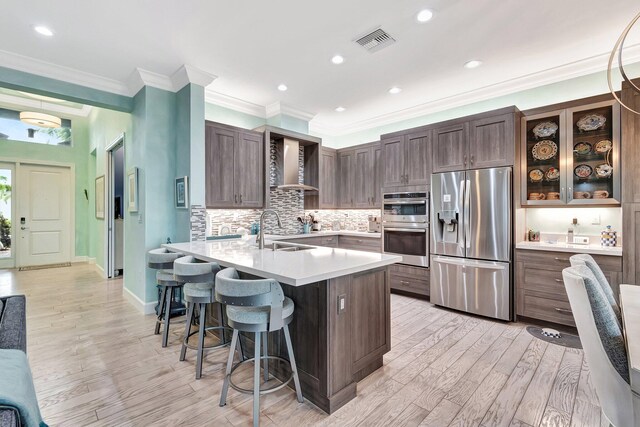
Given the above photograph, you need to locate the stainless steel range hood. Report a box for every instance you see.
[273,138,318,191]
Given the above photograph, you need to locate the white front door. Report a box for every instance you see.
[18,164,72,267]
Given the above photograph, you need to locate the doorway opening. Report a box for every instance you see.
[106,135,125,278]
[0,163,14,269]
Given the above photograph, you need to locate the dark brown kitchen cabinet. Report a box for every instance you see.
[382,131,430,189]
[469,113,515,169]
[432,123,469,173]
[515,249,622,327]
[319,147,337,208]
[205,122,265,208]
[338,149,355,207]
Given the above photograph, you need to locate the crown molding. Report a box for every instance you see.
[127,68,174,95]
[0,49,130,96]
[171,65,217,91]
[204,89,267,118]
[266,101,316,121]
[310,43,640,137]
[0,93,92,117]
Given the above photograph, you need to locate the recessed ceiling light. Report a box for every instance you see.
[331,55,344,65]
[335,106,346,112]
[464,60,482,69]
[388,86,402,94]
[34,26,54,37]
[416,9,434,23]
[277,84,288,91]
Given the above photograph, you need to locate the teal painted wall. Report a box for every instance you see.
[315,63,640,148]
[87,107,132,269]
[204,103,265,129]
[267,114,309,134]
[0,66,133,112]
[0,117,90,258]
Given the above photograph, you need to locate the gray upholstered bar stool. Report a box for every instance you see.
[174,256,241,379]
[147,248,183,347]
[215,267,303,427]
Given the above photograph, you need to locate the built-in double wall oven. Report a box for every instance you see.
[382,191,429,267]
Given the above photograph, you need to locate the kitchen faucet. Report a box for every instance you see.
[257,209,283,249]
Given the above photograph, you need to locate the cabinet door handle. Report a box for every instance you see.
[400,280,410,285]
[554,257,569,262]
[555,278,563,283]
[234,194,238,204]
[239,194,243,203]
[470,155,474,165]
[555,307,572,314]
[560,187,565,201]
[357,239,363,243]
[463,155,467,166]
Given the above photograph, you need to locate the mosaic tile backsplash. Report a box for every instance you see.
[202,140,381,236]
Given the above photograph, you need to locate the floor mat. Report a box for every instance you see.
[18,262,71,271]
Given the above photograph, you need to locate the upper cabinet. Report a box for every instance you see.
[338,149,355,208]
[432,123,468,173]
[205,122,265,208]
[318,147,337,208]
[521,100,620,206]
[432,111,517,173]
[330,141,382,209]
[382,131,430,189]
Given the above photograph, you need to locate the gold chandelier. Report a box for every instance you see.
[608,11,640,115]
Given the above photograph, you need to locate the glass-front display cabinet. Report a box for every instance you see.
[521,100,620,206]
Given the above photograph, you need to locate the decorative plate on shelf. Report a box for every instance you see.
[576,113,606,131]
[531,140,558,160]
[532,121,558,138]
[574,164,593,179]
[595,163,613,178]
[573,142,592,155]
[529,169,544,182]
[545,167,560,181]
[595,139,612,153]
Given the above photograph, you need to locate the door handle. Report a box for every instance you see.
[470,155,474,165]
[554,257,569,262]
[554,307,572,314]
[234,194,238,204]
[463,155,467,166]
[239,194,243,203]
[21,226,29,230]
[384,227,427,233]
[555,279,563,283]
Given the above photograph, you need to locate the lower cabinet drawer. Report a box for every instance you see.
[389,264,429,297]
[520,293,575,327]
[320,236,339,247]
[338,236,381,252]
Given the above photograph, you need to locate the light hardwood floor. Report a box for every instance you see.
[0,264,604,426]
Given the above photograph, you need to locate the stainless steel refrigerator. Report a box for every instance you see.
[430,167,512,321]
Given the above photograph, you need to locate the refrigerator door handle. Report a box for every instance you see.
[464,179,471,249]
[458,179,466,253]
[432,256,507,270]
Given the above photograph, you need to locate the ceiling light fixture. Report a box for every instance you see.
[335,106,346,112]
[607,10,640,115]
[416,9,434,23]
[464,60,482,69]
[34,26,54,37]
[20,100,61,128]
[388,86,402,94]
[20,111,61,128]
[331,55,344,65]
[277,84,288,91]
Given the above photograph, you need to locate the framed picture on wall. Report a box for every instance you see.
[127,167,138,212]
[175,176,188,209]
[95,175,105,219]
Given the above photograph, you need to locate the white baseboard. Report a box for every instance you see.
[87,257,96,264]
[72,256,88,263]
[123,286,157,315]
[94,262,106,278]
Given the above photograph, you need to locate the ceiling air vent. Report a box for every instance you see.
[355,28,396,53]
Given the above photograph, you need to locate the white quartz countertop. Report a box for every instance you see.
[516,241,622,257]
[163,237,399,286]
[265,230,381,240]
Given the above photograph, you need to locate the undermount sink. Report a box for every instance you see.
[263,242,316,252]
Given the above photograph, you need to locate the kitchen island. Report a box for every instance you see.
[164,237,401,413]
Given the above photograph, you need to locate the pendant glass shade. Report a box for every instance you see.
[19,111,62,128]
